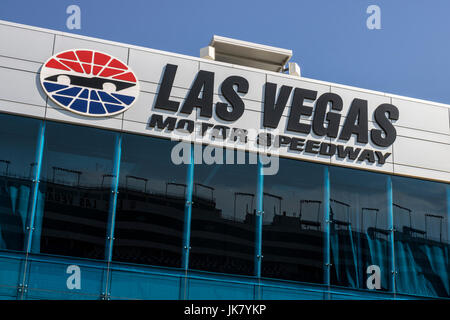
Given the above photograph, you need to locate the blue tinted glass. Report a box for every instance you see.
[112,134,187,268]
[0,113,41,253]
[25,260,104,299]
[392,176,449,298]
[189,147,258,276]
[33,121,116,260]
[108,267,181,299]
[329,167,391,291]
[262,158,325,284]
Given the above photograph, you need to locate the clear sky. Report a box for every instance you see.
[1,0,450,104]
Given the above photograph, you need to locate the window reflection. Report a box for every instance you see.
[34,122,115,260]
[393,177,449,298]
[112,135,187,268]
[262,158,324,284]
[0,113,447,299]
[0,114,40,252]
[329,167,391,291]
[189,148,257,276]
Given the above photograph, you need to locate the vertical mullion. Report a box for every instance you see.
[25,121,46,253]
[255,156,264,279]
[180,143,194,301]
[386,175,396,297]
[105,133,122,261]
[254,156,264,300]
[323,166,330,296]
[19,120,46,300]
[102,133,122,300]
[182,143,194,271]
[447,186,450,293]
[447,186,450,255]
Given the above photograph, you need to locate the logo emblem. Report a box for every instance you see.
[40,49,139,117]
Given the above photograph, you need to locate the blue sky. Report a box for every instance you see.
[1,0,450,104]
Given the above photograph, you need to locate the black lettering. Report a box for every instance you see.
[257,133,273,147]
[357,149,376,163]
[211,125,229,140]
[312,93,343,138]
[339,99,368,143]
[148,114,176,131]
[319,142,337,156]
[229,128,248,143]
[154,64,180,112]
[274,135,292,148]
[286,88,317,133]
[337,145,361,160]
[201,122,214,136]
[305,140,321,154]
[263,82,293,128]
[180,70,214,117]
[375,151,391,164]
[176,119,194,134]
[216,76,249,121]
[371,103,399,147]
[289,138,305,151]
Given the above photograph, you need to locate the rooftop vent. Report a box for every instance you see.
[200,35,300,76]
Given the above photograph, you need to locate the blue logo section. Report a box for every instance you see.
[43,81,135,115]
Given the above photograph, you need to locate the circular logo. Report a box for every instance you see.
[40,49,139,117]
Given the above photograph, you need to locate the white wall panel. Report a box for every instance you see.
[200,62,266,102]
[53,35,129,62]
[395,126,450,145]
[0,56,42,73]
[122,91,156,123]
[330,85,390,121]
[129,49,198,88]
[0,24,54,62]
[0,99,45,119]
[45,99,122,131]
[0,67,47,106]
[393,164,450,183]
[392,97,449,135]
[394,136,450,173]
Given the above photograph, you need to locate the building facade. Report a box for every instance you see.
[0,20,448,300]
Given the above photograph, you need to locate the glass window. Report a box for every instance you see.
[0,113,41,252]
[329,167,391,291]
[392,176,449,298]
[33,122,116,260]
[261,158,325,284]
[189,147,258,276]
[112,134,187,268]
